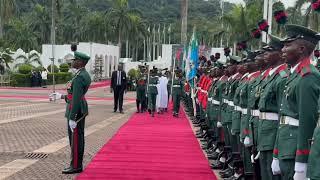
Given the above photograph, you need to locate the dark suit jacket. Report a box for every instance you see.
[111,70,127,91]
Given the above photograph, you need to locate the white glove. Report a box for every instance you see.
[251,154,255,163]
[293,172,307,180]
[254,151,260,160]
[69,120,77,132]
[244,136,250,146]
[271,158,281,175]
[49,92,63,101]
[217,121,223,128]
[294,162,307,180]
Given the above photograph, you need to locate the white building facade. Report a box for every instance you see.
[41,42,120,78]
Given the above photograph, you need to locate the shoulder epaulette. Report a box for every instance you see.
[300,65,311,77]
[279,70,288,78]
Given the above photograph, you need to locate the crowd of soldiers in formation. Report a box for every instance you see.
[182,24,320,180]
[135,65,185,118]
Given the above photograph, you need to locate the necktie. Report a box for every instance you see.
[117,71,121,85]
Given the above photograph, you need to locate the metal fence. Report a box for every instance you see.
[0,75,10,86]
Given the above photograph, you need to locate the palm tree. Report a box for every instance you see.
[0,0,16,38]
[107,0,141,58]
[14,50,42,69]
[81,11,108,43]
[222,2,262,51]
[0,48,13,74]
[30,4,51,45]
[5,18,38,51]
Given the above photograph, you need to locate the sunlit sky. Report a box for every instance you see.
[226,0,296,8]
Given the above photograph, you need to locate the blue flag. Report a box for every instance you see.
[188,29,199,84]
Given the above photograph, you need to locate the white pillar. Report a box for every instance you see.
[262,0,273,43]
[105,55,109,77]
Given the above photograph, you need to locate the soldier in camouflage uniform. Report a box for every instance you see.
[147,67,159,117]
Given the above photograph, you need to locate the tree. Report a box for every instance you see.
[29,4,51,45]
[14,50,42,69]
[107,0,141,57]
[5,18,39,51]
[294,0,319,31]
[81,11,108,43]
[0,48,13,74]
[0,0,16,37]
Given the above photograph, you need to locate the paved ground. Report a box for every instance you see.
[0,85,136,180]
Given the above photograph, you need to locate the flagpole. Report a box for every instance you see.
[143,38,146,61]
[153,25,155,61]
[163,24,166,44]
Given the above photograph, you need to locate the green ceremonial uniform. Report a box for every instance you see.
[147,75,159,113]
[258,65,287,180]
[221,76,232,146]
[213,75,228,142]
[206,78,218,129]
[136,78,146,112]
[308,108,320,179]
[274,62,320,179]
[64,51,91,170]
[228,73,242,152]
[172,77,183,115]
[240,75,256,175]
[272,25,320,180]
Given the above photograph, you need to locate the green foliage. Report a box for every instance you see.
[47,72,73,85]
[18,64,33,74]
[10,73,31,87]
[33,66,44,72]
[128,68,139,79]
[10,72,72,87]
[59,63,70,72]
[47,64,59,73]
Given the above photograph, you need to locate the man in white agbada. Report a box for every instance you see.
[156,73,168,113]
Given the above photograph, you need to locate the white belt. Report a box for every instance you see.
[251,110,260,117]
[173,85,180,87]
[223,99,228,103]
[259,112,279,121]
[241,108,248,114]
[213,100,220,105]
[149,84,157,86]
[280,116,299,126]
[228,101,234,107]
[208,97,212,101]
[235,106,241,111]
[201,89,208,94]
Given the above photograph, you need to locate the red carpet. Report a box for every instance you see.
[77,105,216,180]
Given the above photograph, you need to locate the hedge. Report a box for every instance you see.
[47,72,73,85]
[10,72,73,87]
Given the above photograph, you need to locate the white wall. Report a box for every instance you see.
[41,42,119,78]
[121,44,173,74]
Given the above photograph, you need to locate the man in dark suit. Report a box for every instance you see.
[111,64,127,113]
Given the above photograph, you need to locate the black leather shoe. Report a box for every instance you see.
[210,160,224,169]
[120,111,124,114]
[62,167,83,174]
[220,168,234,178]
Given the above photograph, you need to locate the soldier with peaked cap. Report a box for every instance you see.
[270,25,320,180]
[147,67,159,117]
[308,49,320,180]
[172,68,184,117]
[136,65,147,113]
[255,34,287,180]
[50,51,91,174]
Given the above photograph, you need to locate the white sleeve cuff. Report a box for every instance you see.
[294,162,307,173]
